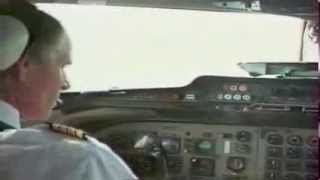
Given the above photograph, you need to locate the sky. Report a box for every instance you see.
[37,4,306,91]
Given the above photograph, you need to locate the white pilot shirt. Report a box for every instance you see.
[0,100,138,180]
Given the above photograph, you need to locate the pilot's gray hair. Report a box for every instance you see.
[0,1,66,93]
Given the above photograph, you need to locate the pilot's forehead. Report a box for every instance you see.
[52,31,72,66]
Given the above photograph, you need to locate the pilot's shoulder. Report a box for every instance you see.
[43,123,112,154]
[35,123,107,157]
[44,123,109,150]
[1,123,94,159]
[45,123,137,180]
[34,123,137,180]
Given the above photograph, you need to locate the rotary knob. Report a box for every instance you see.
[236,131,252,142]
[227,157,246,172]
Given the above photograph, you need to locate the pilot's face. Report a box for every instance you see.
[18,33,71,121]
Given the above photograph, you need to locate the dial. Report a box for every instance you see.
[227,157,246,172]
[236,131,252,142]
[195,139,215,155]
[161,137,180,154]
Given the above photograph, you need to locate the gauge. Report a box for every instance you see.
[161,137,180,154]
[195,139,215,155]
[227,157,246,172]
[198,140,212,149]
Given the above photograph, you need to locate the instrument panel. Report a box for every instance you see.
[95,122,318,180]
[58,75,319,180]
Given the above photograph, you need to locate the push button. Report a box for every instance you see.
[286,147,302,159]
[264,171,280,180]
[266,159,282,171]
[267,147,283,158]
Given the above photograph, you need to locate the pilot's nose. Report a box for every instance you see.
[61,79,70,91]
[60,70,70,91]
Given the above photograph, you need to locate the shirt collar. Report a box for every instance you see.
[0,100,21,129]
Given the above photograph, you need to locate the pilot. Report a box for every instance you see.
[0,1,137,180]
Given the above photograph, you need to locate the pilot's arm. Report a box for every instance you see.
[84,136,138,180]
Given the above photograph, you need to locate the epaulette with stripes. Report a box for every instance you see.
[46,122,88,140]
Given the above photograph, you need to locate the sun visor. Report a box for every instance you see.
[0,15,29,71]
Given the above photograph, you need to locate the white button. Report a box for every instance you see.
[217,93,224,100]
[233,94,242,101]
[242,94,251,101]
[224,141,231,154]
[185,94,196,100]
[239,84,248,92]
[224,94,232,100]
[230,85,238,91]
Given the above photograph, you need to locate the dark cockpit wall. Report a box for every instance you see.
[22,0,319,180]
[28,0,318,17]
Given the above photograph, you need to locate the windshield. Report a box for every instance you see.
[38,4,310,91]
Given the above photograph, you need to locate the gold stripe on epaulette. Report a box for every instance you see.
[46,122,88,140]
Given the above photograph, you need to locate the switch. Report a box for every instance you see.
[267,147,283,157]
[282,173,303,180]
[264,172,280,180]
[266,159,281,170]
[305,161,318,172]
[286,147,302,159]
[285,160,302,171]
[236,144,251,154]
[305,148,318,159]
[305,174,318,180]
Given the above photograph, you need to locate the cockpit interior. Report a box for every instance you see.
[25,0,319,180]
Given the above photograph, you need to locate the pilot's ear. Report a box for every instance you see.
[9,56,29,82]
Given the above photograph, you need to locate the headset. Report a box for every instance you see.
[0,2,30,71]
